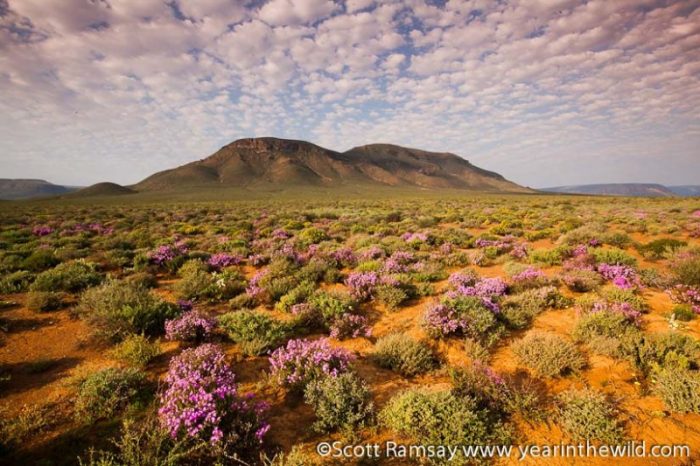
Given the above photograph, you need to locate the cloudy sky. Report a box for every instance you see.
[1,0,699,188]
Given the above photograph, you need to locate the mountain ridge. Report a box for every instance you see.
[133,137,530,193]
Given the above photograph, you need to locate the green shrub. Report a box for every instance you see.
[0,403,55,450]
[175,260,245,302]
[499,286,571,330]
[374,284,409,310]
[557,388,624,444]
[124,272,158,289]
[21,249,59,272]
[25,290,63,312]
[562,269,603,292]
[373,334,436,377]
[111,334,161,367]
[0,270,33,293]
[621,332,700,376]
[30,260,101,292]
[308,290,355,325]
[512,332,585,377]
[591,248,637,267]
[380,389,510,463]
[218,310,287,356]
[670,250,700,287]
[77,280,180,341]
[637,238,686,260]
[303,372,374,434]
[74,367,148,422]
[600,287,648,312]
[276,281,315,312]
[653,368,700,413]
[530,246,571,266]
[573,310,636,344]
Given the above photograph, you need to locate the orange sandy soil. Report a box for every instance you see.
[2,231,700,465]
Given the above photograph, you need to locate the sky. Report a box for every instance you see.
[1,0,699,188]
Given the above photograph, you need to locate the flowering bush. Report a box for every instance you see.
[207,253,242,270]
[597,263,641,290]
[268,338,354,390]
[329,313,371,339]
[423,296,503,345]
[345,271,379,301]
[147,242,188,268]
[667,285,700,314]
[165,310,216,343]
[158,344,269,450]
[32,225,53,237]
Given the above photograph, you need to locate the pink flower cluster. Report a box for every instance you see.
[597,263,640,289]
[510,266,546,283]
[32,225,53,236]
[423,303,469,336]
[165,310,217,342]
[401,232,429,243]
[148,242,188,266]
[345,271,379,301]
[268,338,354,388]
[207,253,242,270]
[158,344,269,446]
[667,285,700,314]
[591,301,642,325]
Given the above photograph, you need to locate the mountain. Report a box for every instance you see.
[541,183,676,197]
[0,179,78,200]
[134,137,530,193]
[67,182,136,198]
[668,186,700,196]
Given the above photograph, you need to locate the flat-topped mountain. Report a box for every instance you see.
[134,137,530,193]
[541,183,677,197]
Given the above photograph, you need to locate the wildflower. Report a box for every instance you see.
[268,338,353,389]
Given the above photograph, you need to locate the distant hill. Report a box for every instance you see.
[67,182,135,198]
[668,186,700,196]
[541,183,677,197]
[0,179,78,200]
[134,137,531,193]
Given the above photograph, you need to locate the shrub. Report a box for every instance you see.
[671,304,696,322]
[374,284,409,310]
[328,313,371,340]
[621,332,700,376]
[219,310,287,356]
[345,272,379,301]
[512,332,585,377]
[557,388,624,444]
[74,367,148,422]
[380,389,510,463]
[530,246,570,266]
[124,272,158,289]
[499,286,571,330]
[0,270,33,293]
[175,260,245,302]
[601,287,648,312]
[25,290,63,312]
[158,344,269,453]
[268,338,353,390]
[30,260,101,292]
[637,238,686,260]
[303,372,374,434]
[110,334,161,367]
[21,249,59,272]
[423,296,503,346]
[653,368,700,413]
[308,290,356,326]
[77,280,180,341]
[164,310,216,343]
[373,334,437,377]
[276,281,315,312]
[669,249,700,287]
[562,269,603,292]
[0,403,55,450]
[591,248,637,267]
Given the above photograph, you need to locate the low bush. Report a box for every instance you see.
[561,269,603,292]
[591,248,637,267]
[671,304,696,321]
[669,249,700,287]
[164,310,216,343]
[557,388,624,444]
[30,260,101,293]
[175,260,246,302]
[303,372,374,434]
[110,334,161,367]
[512,332,585,377]
[25,290,63,312]
[621,332,700,376]
[374,284,409,310]
[74,367,149,423]
[373,334,437,377]
[637,238,686,260]
[268,338,353,391]
[380,388,510,464]
[424,296,504,346]
[499,286,571,330]
[219,310,287,356]
[158,344,268,458]
[653,367,700,413]
[77,280,180,341]
[0,270,33,293]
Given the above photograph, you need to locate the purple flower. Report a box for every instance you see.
[423,303,469,336]
[32,225,53,236]
[345,271,379,301]
[331,247,357,266]
[158,344,268,446]
[329,314,372,339]
[511,266,545,283]
[207,253,242,270]
[597,263,641,289]
[268,338,353,389]
[147,242,188,266]
[165,310,217,342]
